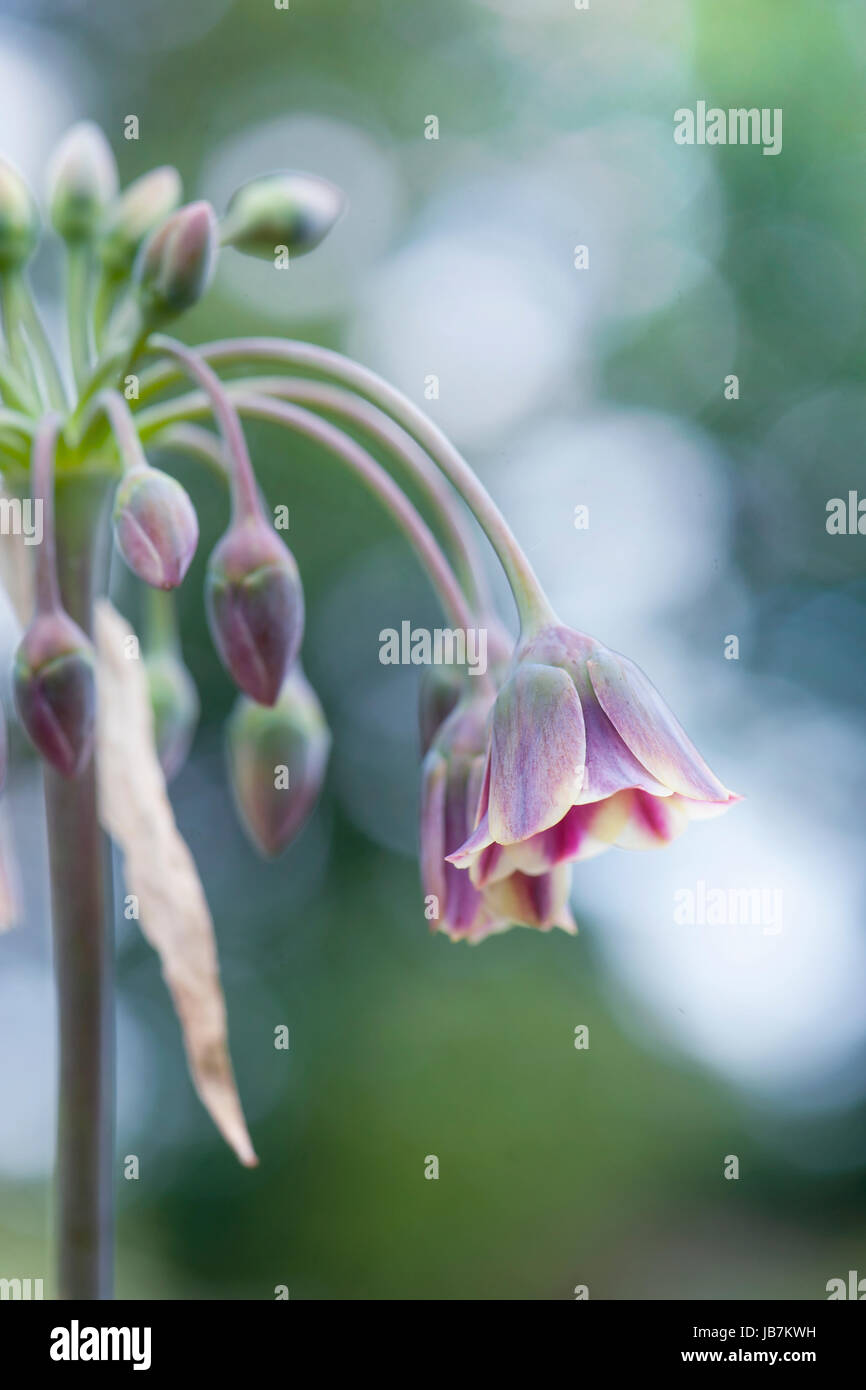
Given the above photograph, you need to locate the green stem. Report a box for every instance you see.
[0,271,42,405]
[45,469,116,1300]
[138,339,556,634]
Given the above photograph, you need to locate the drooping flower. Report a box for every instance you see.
[421,694,576,943]
[448,623,738,887]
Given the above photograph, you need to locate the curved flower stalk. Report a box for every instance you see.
[0,119,738,1298]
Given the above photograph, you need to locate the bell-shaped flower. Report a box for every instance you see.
[421,694,576,944]
[448,623,737,887]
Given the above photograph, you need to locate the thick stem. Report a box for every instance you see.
[46,472,115,1300]
[137,339,557,634]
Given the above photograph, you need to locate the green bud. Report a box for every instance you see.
[134,200,217,323]
[47,121,118,241]
[0,158,39,270]
[100,166,182,275]
[220,172,344,261]
[227,666,330,857]
[145,648,200,783]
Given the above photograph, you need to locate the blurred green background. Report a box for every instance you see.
[1,0,866,1299]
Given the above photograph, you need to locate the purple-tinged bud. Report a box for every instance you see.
[0,158,39,270]
[205,516,304,706]
[227,665,330,857]
[220,172,344,261]
[145,647,200,782]
[113,465,199,589]
[100,165,182,275]
[134,200,217,323]
[13,610,96,778]
[47,121,118,241]
[418,664,465,757]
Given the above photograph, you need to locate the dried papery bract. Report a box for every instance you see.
[95,600,256,1167]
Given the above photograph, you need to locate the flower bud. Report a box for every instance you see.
[47,121,117,241]
[100,166,182,275]
[205,516,304,706]
[13,611,96,777]
[418,664,465,757]
[134,200,217,323]
[145,647,199,782]
[220,172,344,261]
[227,665,330,857]
[113,465,199,589]
[0,158,39,270]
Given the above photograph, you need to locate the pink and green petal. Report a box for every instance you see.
[487,663,586,844]
[587,649,729,802]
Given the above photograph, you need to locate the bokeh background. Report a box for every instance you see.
[1,0,866,1299]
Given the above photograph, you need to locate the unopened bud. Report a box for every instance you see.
[134,200,217,323]
[220,172,344,261]
[113,465,199,589]
[0,158,39,270]
[47,121,117,241]
[100,165,182,275]
[13,611,96,778]
[145,647,200,782]
[205,515,304,707]
[418,665,466,757]
[227,665,330,857]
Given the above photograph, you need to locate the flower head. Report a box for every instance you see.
[421,693,576,943]
[448,623,738,887]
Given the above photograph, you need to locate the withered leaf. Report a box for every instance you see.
[94,598,257,1167]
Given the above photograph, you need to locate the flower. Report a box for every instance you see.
[447,623,738,887]
[421,694,576,943]
[47,121,117,242]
